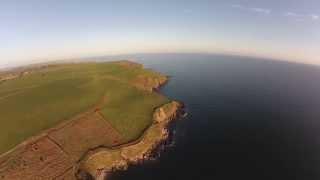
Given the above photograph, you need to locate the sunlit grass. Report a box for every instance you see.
[0,61,168,154]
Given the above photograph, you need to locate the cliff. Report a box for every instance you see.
[77,101,184,180]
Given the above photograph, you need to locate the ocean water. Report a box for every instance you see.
[109,54,320,180]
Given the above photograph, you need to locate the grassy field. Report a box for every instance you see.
[0,61,169,154]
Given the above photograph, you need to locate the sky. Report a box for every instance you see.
[0,0,319,67]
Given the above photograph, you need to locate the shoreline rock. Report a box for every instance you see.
[77,101,184,180]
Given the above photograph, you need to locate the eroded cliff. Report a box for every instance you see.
[77,101,184,180]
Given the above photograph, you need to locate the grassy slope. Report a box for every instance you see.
[0,62,169,154]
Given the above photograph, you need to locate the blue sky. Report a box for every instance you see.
[0,0,319,67]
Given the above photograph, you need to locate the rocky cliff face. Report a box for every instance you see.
[153,101,182,123]
[132,76,168,92]
[78,101,184,180]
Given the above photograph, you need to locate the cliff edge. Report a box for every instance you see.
[77,101,184,180]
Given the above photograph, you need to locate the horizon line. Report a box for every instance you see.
[0,51,318,71]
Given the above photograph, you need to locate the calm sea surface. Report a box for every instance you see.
[109,54,320,180]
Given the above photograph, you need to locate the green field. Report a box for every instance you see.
[0,61,169,154]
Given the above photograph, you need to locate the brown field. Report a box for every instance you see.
[0,61,172,180]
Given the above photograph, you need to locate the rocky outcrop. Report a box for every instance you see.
[132,75,168,92]
[153,101,181,123]
[77,101,184,180]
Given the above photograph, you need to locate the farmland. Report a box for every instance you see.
[0,61,169,155]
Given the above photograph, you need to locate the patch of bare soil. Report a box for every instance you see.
[0,106,123,180]
[49,112,122,162]
[0,137,73,180]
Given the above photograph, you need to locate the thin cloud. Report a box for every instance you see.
[251,8,271,14]
[285,12,303,17]
[231,4,318,22]
[285,12,319,21]
[310,14,319,20]
[231,4,245,9]
[231,4,271,15]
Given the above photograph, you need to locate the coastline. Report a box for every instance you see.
[0,61,184,180]
[77,101,184,180]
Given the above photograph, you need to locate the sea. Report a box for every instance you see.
[108,53,320,180]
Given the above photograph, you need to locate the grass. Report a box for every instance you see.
[101,81,167,141]
[0,61,169,154]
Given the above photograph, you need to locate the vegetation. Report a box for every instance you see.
[79,101,182,178]
[0,61,169,154]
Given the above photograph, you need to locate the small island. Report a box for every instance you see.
[0,61,184,180]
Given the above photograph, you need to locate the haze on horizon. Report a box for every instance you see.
[1,0,319,67]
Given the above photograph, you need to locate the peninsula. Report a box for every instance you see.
[0,61,183,180]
